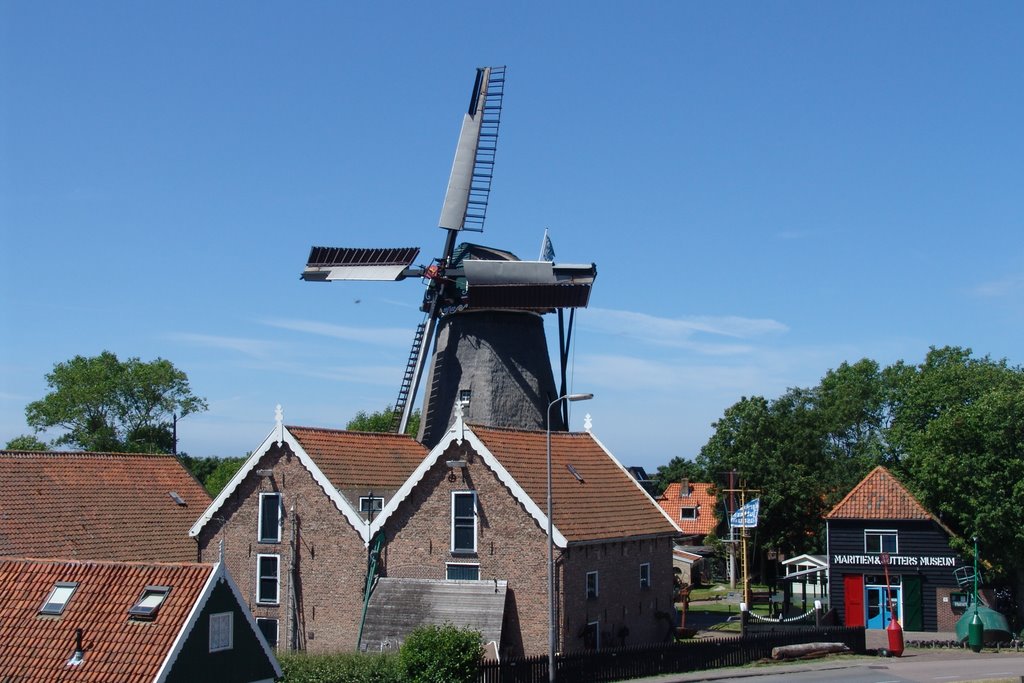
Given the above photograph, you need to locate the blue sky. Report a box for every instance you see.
[2,2,1022,471]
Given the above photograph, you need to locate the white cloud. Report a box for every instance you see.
[580,308,788,352]
[170,333,281,359]
[972,274,1024,298]
[261,318,410,346]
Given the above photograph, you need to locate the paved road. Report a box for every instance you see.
[638,649,1024,682]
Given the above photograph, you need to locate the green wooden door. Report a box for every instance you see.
[903,575,923,630]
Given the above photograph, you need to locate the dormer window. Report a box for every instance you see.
[39,582,78,616]
[680,506,698,520]
[129,585,171,620]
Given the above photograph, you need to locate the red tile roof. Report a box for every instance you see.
[825,466,932,520]
[470,425,679,543]
[0,558,213,682]
[0,451,212,562]
[657,482,718,536]
[288,426,428,488]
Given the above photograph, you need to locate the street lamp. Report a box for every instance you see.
[547,392,593,683]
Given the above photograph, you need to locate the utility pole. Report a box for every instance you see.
[722,478,761,607]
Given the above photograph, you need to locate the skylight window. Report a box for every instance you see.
[129,585,171,620]
[39,582,78,616]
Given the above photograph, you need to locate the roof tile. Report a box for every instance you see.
[0,558,212,682]
[825,466,932,520]
[0,451,212,562]
[470,425,678,543]
[287,426,428,489]
[657,482,718,536]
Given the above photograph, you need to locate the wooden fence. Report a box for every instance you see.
[478,626,866,683]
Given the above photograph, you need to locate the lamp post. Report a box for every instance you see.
[547,392,593,683]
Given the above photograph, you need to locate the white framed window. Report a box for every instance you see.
[257,554,280,604]
[446,563,480,580]
[129,585,171,620]
[679,507,698,520]
[451,491,477,553]
[257,617,279,649]
[864,529,898,554]
[258,492,283,544]
[359,496,384,513]
[640,563,651,590]
[586,571,599,599]
[39,582,78,616]
[209,612,233,652]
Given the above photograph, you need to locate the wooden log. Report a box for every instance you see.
[771,642,850,660]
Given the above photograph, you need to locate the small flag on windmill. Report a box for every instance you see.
[539,228,555,262]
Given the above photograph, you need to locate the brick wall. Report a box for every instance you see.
[935,587,960,632]
[381,441,676,657]
[197,443,369,654]
[560,537,675,652]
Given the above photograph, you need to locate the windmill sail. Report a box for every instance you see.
[438,66,505,233]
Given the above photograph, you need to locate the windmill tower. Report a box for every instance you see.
[301,67,597,447]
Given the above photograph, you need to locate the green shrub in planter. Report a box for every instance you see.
[398,624,483,683]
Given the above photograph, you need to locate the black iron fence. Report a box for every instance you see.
[477,626,866,683]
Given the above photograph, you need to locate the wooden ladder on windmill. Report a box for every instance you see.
[390,318,429,432]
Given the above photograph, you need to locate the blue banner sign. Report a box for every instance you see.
[730,498,760,528]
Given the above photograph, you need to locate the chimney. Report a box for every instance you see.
[679,478,690,498]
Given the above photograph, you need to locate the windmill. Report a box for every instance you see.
[301,66,597,448]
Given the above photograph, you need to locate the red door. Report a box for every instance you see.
[844,574,865,627]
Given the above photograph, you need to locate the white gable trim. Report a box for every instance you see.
[585,431,684,535]
[153,564,218,683]
[189,423,370,543]
[370,419,569,547]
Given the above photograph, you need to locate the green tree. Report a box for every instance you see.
[347,406,421,437]
[25,351,207,453]
[178,454,247,496]
[887,347,1024,613]
[203,456,247,497]
[651,456,708,497]
[5,434,50,451]
[697,392,834,555]
[398,623,482,683]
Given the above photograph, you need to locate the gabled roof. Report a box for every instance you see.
[0,451,212,562]
[371,411,680,546]
[470,425,680,542]
[190,416,426,545]
[0,558,281,682]
[287,426,428,489]
[825,466,932,520]
[781,553,827,568]
[657,482,718,537]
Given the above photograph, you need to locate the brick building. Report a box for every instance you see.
[826,466,969,632]
[190,407,680,657]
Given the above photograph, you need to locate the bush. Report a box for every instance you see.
[398,624,483,683]
[278,651,402,683]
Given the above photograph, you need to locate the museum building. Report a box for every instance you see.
[826,466,970,632]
